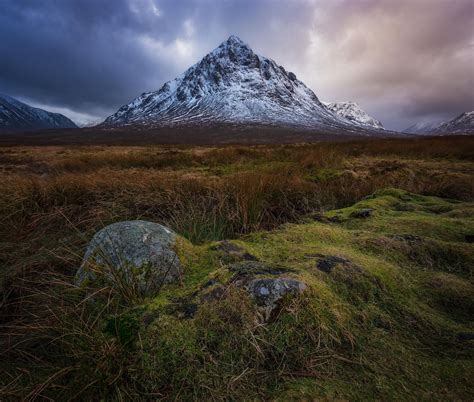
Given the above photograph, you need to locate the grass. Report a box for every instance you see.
[1,135,473,400]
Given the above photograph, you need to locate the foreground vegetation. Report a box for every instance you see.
[1,136,473,399]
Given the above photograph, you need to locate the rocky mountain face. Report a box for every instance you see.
[0,94,77,131]
[103,36,382,133]
[323,101,384,129]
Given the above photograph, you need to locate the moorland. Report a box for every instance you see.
[1,135,473,400]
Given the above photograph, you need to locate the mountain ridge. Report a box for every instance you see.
[324,101,384,129]
[404,112,473,134]
[0,94,77,131]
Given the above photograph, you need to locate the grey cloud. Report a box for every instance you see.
[0,0,472,129]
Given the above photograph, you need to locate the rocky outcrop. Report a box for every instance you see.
[245,277,307,320]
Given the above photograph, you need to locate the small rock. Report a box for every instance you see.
[76,220,182,298]
[316,255,350,274]
[245,277,307,320]
[327,215,342,223]
[350,208,374,218]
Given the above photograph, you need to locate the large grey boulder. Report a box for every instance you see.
[76,220,182,297]
[246,277,307,320]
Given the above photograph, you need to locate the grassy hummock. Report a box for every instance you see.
[2,187,472,400]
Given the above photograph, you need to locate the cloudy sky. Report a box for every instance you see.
[1,0,473,129]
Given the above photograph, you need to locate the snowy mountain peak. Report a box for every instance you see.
[221,35,248,50]
[206,35,256,66]
[103,37,382,132]
[324,101,384,129]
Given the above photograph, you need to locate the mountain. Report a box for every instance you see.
[323,101,383,129]
[0,94,77,131]
[405,112,474,135]
[404,120,444,134]
[433,112,474,134]
[103,36,380,133]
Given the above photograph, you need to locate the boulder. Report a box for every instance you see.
[245,277,306,320]
[76,220,182,297]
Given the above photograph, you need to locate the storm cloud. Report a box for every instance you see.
[1,0,472,129]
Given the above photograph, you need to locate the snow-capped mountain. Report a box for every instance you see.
[323,101,383,129]
[433,112,473,134]
[405,112,473,135]
[0,94,77,131]
[104,36,379,132]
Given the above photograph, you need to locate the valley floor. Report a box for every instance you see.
[0,136,473,400]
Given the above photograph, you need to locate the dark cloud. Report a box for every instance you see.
[0,0,472,129]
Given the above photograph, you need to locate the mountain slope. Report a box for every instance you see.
[324,101,384,129]
[0,94,77,131]
[103,36,377,132]
[405,112,474,135]
[404,120,444,134]
[433,112,474,134]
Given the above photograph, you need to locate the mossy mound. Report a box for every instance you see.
[91,189,471,400]
[9,189,474,400]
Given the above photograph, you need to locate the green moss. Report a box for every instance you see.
[6,187,474,400]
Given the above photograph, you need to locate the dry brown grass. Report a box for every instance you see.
[0,135,473,399]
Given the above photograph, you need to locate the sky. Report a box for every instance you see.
[1,0,473,130]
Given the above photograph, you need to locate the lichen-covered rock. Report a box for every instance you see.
[76,220,182,297]
[245,277,306,320]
